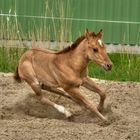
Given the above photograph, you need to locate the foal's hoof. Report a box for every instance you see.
[67,114,75,121]
[97,106,104,112]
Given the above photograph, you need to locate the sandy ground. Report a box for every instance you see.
[0,73,140,140]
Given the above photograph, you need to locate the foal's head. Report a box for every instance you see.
[85,29,112,71]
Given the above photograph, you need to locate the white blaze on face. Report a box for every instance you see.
[98,39,103,47]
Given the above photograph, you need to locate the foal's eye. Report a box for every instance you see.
[93,48,98,53]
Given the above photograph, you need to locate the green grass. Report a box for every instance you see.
[0,47,140,82]
[0,47,28,72]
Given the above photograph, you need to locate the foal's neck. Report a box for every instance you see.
[69,41,89,72]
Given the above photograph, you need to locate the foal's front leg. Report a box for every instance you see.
[65,87,106,121]
[82,77,106,111]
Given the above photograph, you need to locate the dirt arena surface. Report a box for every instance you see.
[0,73,140,140]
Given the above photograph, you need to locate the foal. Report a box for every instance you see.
[14,29,112,121]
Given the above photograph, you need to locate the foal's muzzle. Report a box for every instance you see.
[103,63,113,71]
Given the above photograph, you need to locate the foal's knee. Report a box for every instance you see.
[31,82,41,96]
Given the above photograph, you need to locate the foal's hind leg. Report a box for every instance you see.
[19,62,72,118]
[25,79,72,118]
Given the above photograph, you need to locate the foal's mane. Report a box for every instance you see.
[57,31,97,54]
[31,32,95,54]
[57,35,85,54]
[31,35,85,54]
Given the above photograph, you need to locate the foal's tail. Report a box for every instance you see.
[14,66,22,83]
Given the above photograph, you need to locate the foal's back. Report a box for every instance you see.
[18,47,70,89]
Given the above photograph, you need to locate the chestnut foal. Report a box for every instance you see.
[14,29,112,121]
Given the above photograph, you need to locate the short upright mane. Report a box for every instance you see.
[57,35,85,54]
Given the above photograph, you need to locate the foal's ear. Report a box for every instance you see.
[97,29,103,38]
[85,28,90,39]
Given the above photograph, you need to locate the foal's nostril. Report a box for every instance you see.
[103,63,113,70]
[106,64,112,69]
